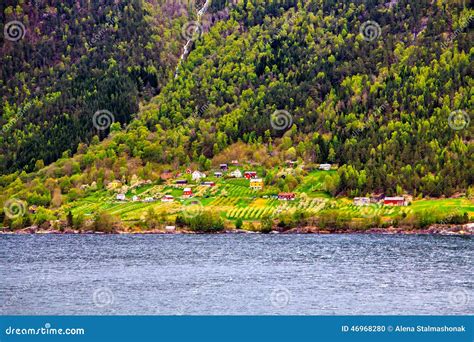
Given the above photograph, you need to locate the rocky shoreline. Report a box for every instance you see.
[1,223,473,235]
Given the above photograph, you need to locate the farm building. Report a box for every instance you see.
[319,163,331,171]
[144,197,155,203]
[354,197,370,206]
[384,197,407,206]
[192,171,206,181]
[116,193,126,201]
[250,178,264,190]
[132,195,139,202]
[175,179,188,185]
[230,169,243,178]
[278,193,296,201]
[182,188,193,198]
[244,171,257,179]
[161,195,174,202]
[202,181,216,187]
[231,160,239,165]
[214,172,223,177]
[220,164,228,171]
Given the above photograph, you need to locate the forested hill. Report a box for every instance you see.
[0,0,206,173]
[0,0,472,200]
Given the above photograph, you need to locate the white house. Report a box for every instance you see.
[319,163,331,171]
[132,195,139,202]
[354,197,370,206]
[192,170,206,181]
[144,197,155,203]
[116,193,126,201]
[230,169,243,178]
[161,195,174,202]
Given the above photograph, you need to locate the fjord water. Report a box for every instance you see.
[0,234,472,315]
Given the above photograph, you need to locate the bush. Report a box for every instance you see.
[176,211,224,233]
[260,217,273,233]
[33,207,55,225]
[318,210,351,231]
[93,211,118,233]
[73,213,85,229]
[444,212,469,224]
[144,207,160,229]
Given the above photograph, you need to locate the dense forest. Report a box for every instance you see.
[0,0,204,173]
[0,0,472,225]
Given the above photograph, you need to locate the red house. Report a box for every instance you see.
[278,193,296,201]
[183,187,193,198]
[244,171,257,179]
[383,197,407,206]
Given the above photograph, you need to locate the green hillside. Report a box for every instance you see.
[0,0,473,231]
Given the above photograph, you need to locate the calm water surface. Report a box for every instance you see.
[0,234,472,315]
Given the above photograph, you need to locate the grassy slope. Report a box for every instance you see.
[66,170,474,226]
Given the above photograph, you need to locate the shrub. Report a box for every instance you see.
[144,207,160,229]
[260,217,273,233]
[93,211,118,233]
[73,213,85,229]
[176,211,224,233]
[33,207,55,225]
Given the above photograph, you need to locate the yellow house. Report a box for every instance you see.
[250,178,263,190]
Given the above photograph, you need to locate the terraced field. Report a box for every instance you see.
[67,170,474,225]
